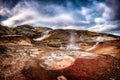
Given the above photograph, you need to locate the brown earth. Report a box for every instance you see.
[0,25,120,80]
[88,40,120,58]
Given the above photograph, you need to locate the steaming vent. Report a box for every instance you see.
[60,33,81,50]
[33,30,51,41]
[62,44,80,50]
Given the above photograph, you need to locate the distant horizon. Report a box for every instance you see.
[0,24,120,36]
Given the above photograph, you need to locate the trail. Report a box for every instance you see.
[86,36,104,51]
[86,42,100,51]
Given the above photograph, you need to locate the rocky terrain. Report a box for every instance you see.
[0,25,120,80]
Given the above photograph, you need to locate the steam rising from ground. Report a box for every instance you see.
[0,0,120,34]
[33,30,51,41]
[60,33,80,50]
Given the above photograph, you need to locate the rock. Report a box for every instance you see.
[57,75,67,80]
[13,25,52,38]
[40,29,119,49]
[0,47,29,79]
[0,35,32,45]
[0,25,14,35]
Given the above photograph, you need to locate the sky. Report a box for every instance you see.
[0,0,120,35]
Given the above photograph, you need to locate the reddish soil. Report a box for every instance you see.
[39,55,120,80]
[88,40,120,58]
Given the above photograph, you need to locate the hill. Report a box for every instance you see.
[0,25,120,80]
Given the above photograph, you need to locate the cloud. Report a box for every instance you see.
[88,20,120,32]
[107,30,120,36]
[107,0,120,20]
[1,2,73,27]
[94,3,112,24]
[0,0,120,35]
[0,8,10,16]
[88,24,117,32]
[1,0,91,28]
[87,2,120,32]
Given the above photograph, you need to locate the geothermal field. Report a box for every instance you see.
[0,25,120,80]
[0,0,120,80]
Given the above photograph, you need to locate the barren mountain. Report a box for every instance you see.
[0,25,120,80]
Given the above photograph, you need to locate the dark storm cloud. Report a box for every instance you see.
[107,0,120,20]
[0,0,20,9]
